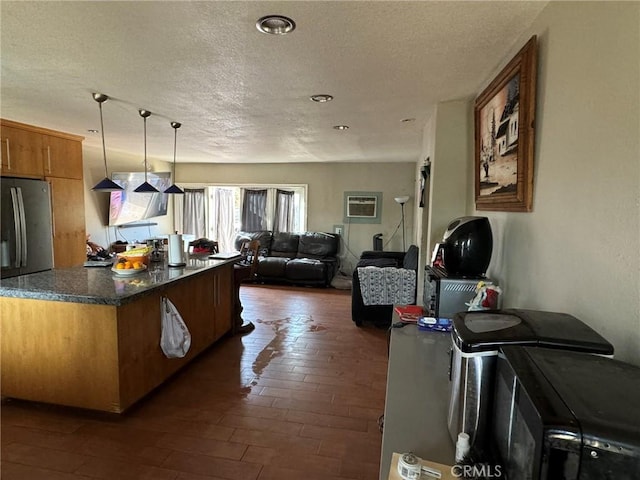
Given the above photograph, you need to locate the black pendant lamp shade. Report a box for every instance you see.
[91,93,124,192]
[134,109,159,193]
[164,121,184,194]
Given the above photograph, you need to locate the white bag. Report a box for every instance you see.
[160,296,191,358]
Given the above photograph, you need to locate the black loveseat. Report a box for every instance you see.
[234,231,339,286]
[351,245,419,326]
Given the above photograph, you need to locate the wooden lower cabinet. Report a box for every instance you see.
[0,264,233,413]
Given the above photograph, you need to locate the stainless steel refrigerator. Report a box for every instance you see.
[1,177,54,278]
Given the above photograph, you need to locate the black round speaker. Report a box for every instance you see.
[442,216,493,277]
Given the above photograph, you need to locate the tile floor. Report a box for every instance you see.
[1,284,390,479]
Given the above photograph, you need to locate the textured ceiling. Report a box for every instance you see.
[0,1,547,164]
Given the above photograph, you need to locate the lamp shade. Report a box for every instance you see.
[92,177,124,191]
[394,196,410,204]
[134,181,159,193]
[164,184,184,194]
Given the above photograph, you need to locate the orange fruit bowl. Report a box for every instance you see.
[116,253,150,267]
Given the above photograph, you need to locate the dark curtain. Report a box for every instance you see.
[241,189,267,232]
[274,189,295,232]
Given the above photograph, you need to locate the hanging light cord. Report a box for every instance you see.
[143,114,149,182]
[98,101,109,177]
[173,125,178,178]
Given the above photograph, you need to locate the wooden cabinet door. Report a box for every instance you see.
[213,264,233,339]
[43,135,83,179]
[48,177,86,268]
[165,273,216,354]
[0,125,44,177]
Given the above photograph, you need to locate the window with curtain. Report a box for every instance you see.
[182,189,206,238]
[207,188,235,252]
[175,184,306,248]
[241,187,304,233]
[241,189,268,232]
[274,189,295,232]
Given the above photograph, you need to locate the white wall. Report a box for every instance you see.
[83,146,174,248]
[468,2,640,364]
[416,100,472,303]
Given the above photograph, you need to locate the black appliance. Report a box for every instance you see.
[448,309,614,451]
[441,216,492,277]
[1,177,54,278]
[373,233,383,251]
[491,346,640,480]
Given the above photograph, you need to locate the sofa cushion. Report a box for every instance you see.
[258,256,289,277]
[356,258,399,268]
[285,258,326,281]
[270,232,300,257]
[235,231,273,256]
[297,232,339,259]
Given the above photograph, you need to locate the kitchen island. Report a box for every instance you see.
[0,255,237,413]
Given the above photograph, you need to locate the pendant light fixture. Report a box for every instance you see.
[91,93,124,191]
[134,109,159,193]
[164,121,184,194]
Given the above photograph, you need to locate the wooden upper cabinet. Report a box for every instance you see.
[1,119,87,268]
[0,124,44,177]
[43,135,83,179]
[1,119,84,180]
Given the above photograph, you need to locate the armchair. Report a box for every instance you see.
[351,245,419,327]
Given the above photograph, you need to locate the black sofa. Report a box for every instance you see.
[234,231,339,286]
[351,245,419,327]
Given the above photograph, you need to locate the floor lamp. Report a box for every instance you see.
[394,196,410,252]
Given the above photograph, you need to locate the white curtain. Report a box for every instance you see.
[274,189,295,232]
[183,189,206,238]
[207,187,235,252]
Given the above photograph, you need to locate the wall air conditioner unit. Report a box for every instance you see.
[346,195,377,218]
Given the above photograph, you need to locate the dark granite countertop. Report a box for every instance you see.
[0,255,239,306]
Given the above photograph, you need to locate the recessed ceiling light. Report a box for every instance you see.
[87,129,99,133]
[333,125,349,130]
[310,94,333,103]
[256,15,296,35]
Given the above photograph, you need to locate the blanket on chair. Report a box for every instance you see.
[357,266,416,306]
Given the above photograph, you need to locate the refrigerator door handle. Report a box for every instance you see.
[15,187,28,267]
[9,187,22,267]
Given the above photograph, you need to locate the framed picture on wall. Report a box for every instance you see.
[474,35,537,212]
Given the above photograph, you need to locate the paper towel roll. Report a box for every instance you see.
[168,234,185,266]
[1,241,10,268]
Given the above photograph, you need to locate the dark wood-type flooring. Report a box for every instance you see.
[1,284,390,480]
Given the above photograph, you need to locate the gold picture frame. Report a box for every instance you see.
[475,36,537,212]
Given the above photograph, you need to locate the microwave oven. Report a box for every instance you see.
[423,266,487,320]
[490,346,640,480]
